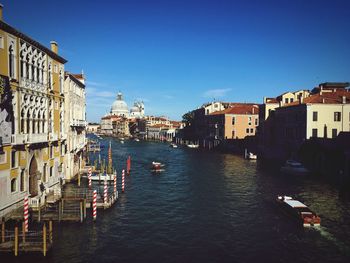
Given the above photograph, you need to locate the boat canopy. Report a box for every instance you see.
[284,200,307,208]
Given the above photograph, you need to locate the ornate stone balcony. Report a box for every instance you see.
[11,134,28,145]
[27,133,48,144]
[70,119,87,127]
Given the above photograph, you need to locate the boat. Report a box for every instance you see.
[170,143,178,148]
[151,161,165,172]
[280,160,309,175]
[187,144,199,148]
[244,149,257,160]
[89,173,116,181]
[134,138,140,142]
[276,195,321,227]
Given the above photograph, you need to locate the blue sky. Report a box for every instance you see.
[2,0,350,122]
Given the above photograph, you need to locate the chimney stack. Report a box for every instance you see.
[342,96,346,104]
[50,41,58,54]
[0,3,4,21]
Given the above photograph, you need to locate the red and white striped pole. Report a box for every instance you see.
[122,169,125,193]
[104,179,108,204]
[113,171,117,195]
[92,190,97,221]
[127,156,131,175]
[88,167,92,188]
[24,196,29,232]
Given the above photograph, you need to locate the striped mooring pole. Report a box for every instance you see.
[24,196,29,232]
[127,156,131,175]
[104,179,108,204]
[88,167,92,188]
[113,171,117,195]
[92,190,97,221]
[122,169,125,193]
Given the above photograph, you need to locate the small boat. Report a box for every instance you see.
[280,160,309,175]
[85,173,116,181]
[170,143,178,148]
[244,149,257,160]
[276,195,321,227]
[187,144,199,148]
[151,161,165,172]
[134,138,140,142]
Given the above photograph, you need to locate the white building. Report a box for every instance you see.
[64,73,86,181]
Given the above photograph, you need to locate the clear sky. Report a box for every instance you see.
[2,0,350,122]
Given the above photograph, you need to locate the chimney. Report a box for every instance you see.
[252,107,254,114]
[298,95,303,104]
[322,98,325,104]
[0,3,3,21]
[50,41,58,54]
[342,96,346,104]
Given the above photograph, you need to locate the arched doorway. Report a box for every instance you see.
[29,156,38,197]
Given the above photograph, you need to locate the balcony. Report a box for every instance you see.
[49,133,58,141]
[70,119,87,127]
[11,134,28,145]
[27,133,48,144]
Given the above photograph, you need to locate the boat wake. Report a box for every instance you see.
[313,227,349,254]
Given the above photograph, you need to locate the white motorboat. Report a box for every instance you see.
[85,173,116,181]
[187,144,199,148]
[280,160,309,175]
[170,143,178,148]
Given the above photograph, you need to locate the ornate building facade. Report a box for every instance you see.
[0,6,67,218]
[64,73,86,181]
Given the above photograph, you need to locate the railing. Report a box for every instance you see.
[70,119,87,127]
[27,133,47,144]
[11,134,28,145]
[29,195,45,210]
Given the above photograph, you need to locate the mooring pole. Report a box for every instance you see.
[1,218,5,243]
[43,223,47,256]
[22,221,26,244]
[49,221,53,244]
[14,226,18,256]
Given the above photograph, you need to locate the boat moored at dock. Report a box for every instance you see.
[276,195,321,227]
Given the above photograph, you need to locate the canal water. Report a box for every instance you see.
[8,138,350,262]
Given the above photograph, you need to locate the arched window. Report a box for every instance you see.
[26,54,30,79]
[42,113,45,132]
[9,45,14,78]
[20,170,25,192]
[21,109,25,133]
[11,178,17,193]
[32,57,35,81]
[37,112,41,133]
[26,111,30,133]
[20,52,25,78]
[32,110,36,134]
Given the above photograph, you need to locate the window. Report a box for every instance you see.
[313,111,318,121]
[43,163,47,182]
[285,98,288,104]
[0,35,3,49]
[255,118,258,125]
[206,109,209,115]
[334,112,341,122]
[11,151,16,168]
[11,178,17,192]
[248,117,252,126]
[232,130,235,138]
[290,98,294,103]
[20,170,25,192]
[232,117,235,125]
[312,128,318,138]
[246,128,250,134]
[50,166,53,177]
[50,146,53,158]
[332,129,337,138]
[250,128,254,133]
[9,45,15,78]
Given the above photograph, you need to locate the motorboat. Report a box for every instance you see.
[276,195,321,227]
[187,144,199,148]
[151,161,165,172]
[170,143,178,148]
[280,160,309,175]
[134,138,140,142]
[84,173,116,182]
[244,149,257,160]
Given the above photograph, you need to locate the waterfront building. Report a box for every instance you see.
[208,104,259,140]
[86,123,100,134]
[64,73,86,181]
[259,82,350,161]
[0,6,67,217]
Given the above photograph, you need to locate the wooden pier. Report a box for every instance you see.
[0,221,53,256]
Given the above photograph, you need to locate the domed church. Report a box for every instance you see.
[110,92,129,117]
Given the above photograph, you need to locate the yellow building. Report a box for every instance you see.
[0,5,67,218]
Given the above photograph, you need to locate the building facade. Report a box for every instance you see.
[64,73,86,181]
[0,7,67,217]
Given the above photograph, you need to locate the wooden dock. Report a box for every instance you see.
[0,221,53,256]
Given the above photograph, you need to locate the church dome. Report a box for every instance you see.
[111,92,129,116]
